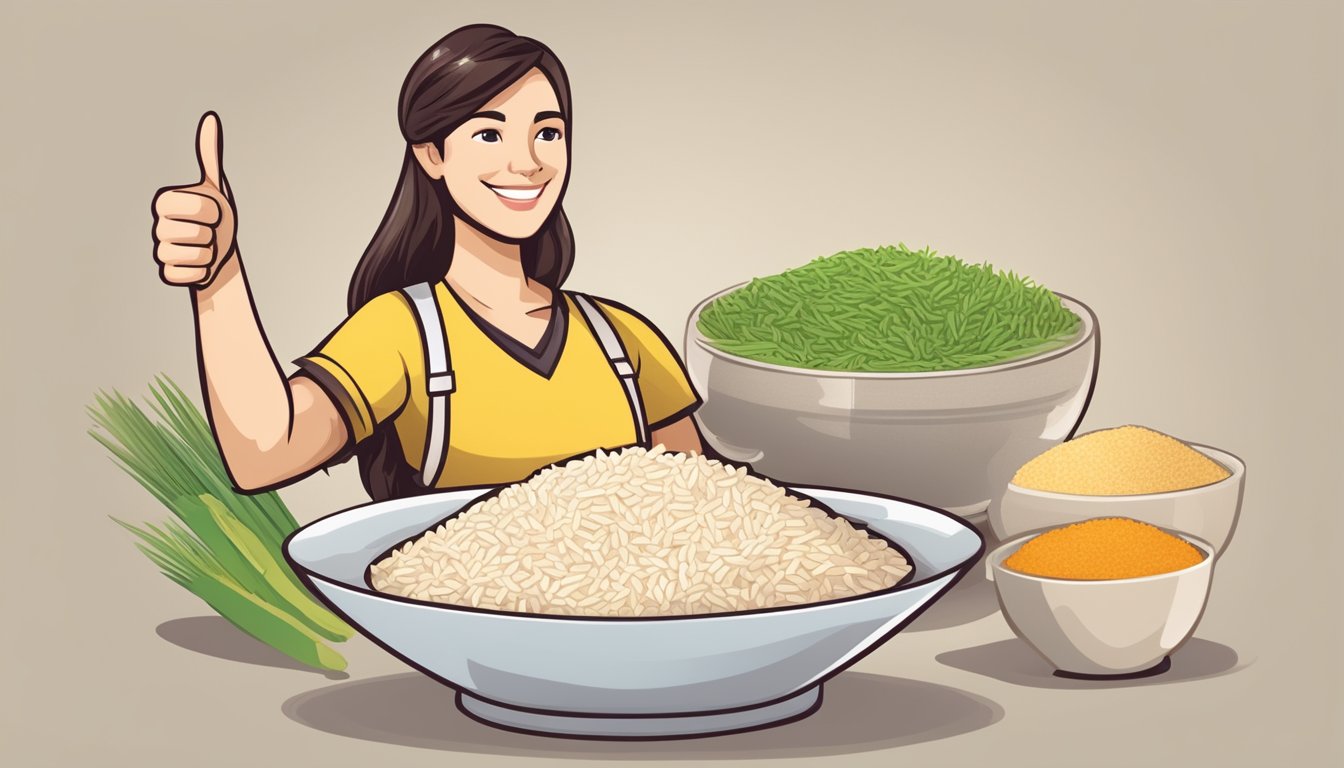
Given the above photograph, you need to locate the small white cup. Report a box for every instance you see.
[990,444,1245,555]
[987,530,1216,676]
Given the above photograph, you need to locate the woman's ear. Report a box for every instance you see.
[411,141,446,180]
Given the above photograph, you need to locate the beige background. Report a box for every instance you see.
[2,0,1340,765]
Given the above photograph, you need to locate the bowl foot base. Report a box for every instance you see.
[942,500,989,523]
[456,685,823,739]
[1053,656,1171,681]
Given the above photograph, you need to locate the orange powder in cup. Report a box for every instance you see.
[1003,518,1204,580]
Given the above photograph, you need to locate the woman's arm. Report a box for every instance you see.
[651,415,703,455]
[192,255,349,490]
[154,113,347,491]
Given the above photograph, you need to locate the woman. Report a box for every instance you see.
[151,24,703,500]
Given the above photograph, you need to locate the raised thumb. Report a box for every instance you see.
[196,111,225,189]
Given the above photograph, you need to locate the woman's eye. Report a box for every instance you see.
[536,127,562,142]
[472,129,502,144]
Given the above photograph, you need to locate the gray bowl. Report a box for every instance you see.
[685,286,1100,518]
[284,486,984,739]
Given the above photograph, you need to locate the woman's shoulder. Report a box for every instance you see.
[350,287,421,321]
[565,290,678,352]
[328,287,422,345]
[566,290,648,328]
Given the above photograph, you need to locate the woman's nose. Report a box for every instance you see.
[507,140,542,178]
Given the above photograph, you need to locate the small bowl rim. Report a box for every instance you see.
[989,527,1216,586]
[687,283,1098,380]
[1004,442,1245,501]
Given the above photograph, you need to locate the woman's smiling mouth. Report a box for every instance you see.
[484,182,547,211]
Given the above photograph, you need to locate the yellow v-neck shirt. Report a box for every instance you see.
[295,283,700,490]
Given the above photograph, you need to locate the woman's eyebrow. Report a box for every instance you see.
[534,110,565,123]
[466,110,507,122]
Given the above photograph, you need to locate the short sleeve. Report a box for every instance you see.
[594,298,702,431]
[293,291,414,444]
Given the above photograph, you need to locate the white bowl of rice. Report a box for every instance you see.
[685,285,1099,519]
[284,447,983,739]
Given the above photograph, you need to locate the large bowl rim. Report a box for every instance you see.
[988,528,1216,586]
[687,283,1097,380]
[1004,442,1245,501]
[283,482,986,625]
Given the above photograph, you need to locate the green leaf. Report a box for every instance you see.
[202,494,353,641]
[93,376,355,670]
[179,567,348,672]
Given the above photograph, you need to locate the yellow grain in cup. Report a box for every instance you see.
[1012,425,1230,496]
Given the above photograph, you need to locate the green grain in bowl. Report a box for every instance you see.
[696,245,1082,372]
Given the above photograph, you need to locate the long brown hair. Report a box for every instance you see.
[350,25,575,500]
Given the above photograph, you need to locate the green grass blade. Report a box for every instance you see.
[134,543,194,586]
[89,397,180,499]
[202,495,353,641]
[167,494,295,606]
[156,519,224,574]
[149,379,297,546]
[115,516,348,671]
[178,569,348,672]
[92,389,282,598]
[95,376,354,670]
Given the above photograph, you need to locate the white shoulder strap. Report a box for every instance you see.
[400,282,454,488]
[571,293,650,447]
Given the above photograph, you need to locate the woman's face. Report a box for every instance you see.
[424,68,568,242]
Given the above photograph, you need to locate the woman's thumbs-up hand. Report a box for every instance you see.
[152,112,238,287]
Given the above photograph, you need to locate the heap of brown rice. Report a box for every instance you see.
[368,446,912,617]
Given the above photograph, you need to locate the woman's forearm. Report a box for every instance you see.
[192,251,345,489]
[651,415,705,456]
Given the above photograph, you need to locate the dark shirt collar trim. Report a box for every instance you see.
[440,282,568,379]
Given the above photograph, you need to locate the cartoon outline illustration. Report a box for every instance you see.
[97,15,1254,747]
[151,24,707,505]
